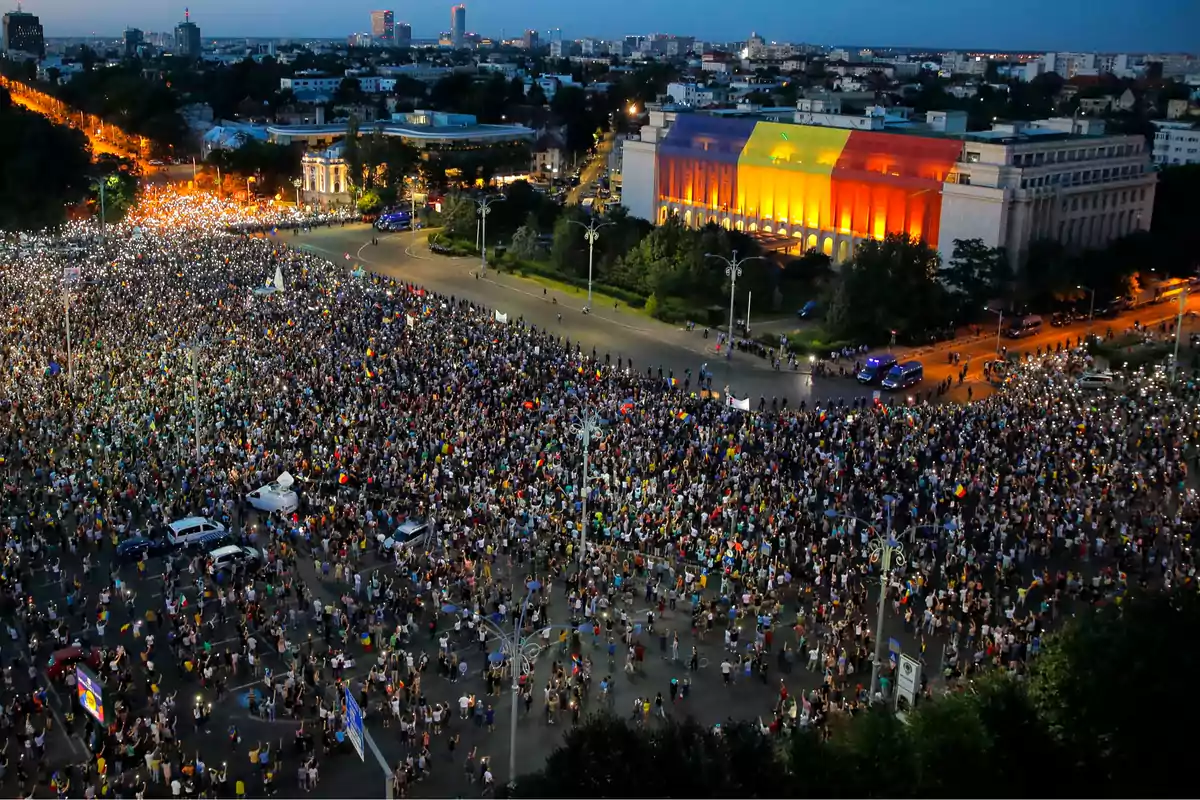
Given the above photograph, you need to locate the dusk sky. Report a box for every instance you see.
[32,0,1199,52]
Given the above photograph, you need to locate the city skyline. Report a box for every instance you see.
[20,0,1199,52]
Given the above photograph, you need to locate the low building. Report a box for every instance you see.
[301,143,352,207]
[531,128,567,178]
[200,122,271,159]
[1151,120,1200,166]
[622,106,1155,268]
[266,110,535,150]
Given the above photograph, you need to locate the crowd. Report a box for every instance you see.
[0,186,1198,796]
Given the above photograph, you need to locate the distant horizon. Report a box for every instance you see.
[17,0,1198,54]
[36,33,1200,59]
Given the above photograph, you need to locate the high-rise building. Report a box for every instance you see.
[370,10,394,43]
[124,27,143,58]
[523,29,538,50]
[450,4,466,47]
[174,8,201,60]
[2,9,44,58]
[395,22,412,44]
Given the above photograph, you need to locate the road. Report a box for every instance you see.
[896,296,1200,396]
[565,134,613,207]
[1,77,148,167]
[291,224,884,408]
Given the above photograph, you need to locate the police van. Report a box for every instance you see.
[881,361,924,391]
[376,518,431,553]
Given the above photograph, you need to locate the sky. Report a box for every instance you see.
[28,0,1200,53]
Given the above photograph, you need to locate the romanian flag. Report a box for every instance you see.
[364,364,375,380]
[366,347,375,357]
[595,370,602,380]
[676,411,691,422]
[571,653,581,675]
[536,458,545,469]
[441,443,452,455]
[666,377,679,387]
[120,623,131,634]
[819,411,827,423]
[338,472,349,485]
[523,401,535,410]
[954,484,967,498]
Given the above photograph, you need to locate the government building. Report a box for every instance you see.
[621,102,1156,266]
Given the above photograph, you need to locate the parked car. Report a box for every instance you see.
[207,544,266,574]
[115,535,175,563]
[1077,370,1116,390]
[246,472,300,514]
[47,646,101,680]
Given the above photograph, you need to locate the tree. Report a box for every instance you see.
[549,208,587,276]
[783,248,833,282]
[826,233,948,343]
[440,192,477,242]
[512,716,791,798]
[509,220,541,261]
[1027,589,1200,798]
[941,238,1009,318]
[0,88,92,230]
[341,116,363,191]
[357,189,383,216]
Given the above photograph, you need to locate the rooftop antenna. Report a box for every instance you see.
[185,7,190,22]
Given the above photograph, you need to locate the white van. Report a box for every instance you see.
[376,518,430,552]
[246,472,300,514]
[167,517,228,548]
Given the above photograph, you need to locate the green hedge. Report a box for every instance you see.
[757,327,858,355]
[501,256,648,309]
[428,232,479,257]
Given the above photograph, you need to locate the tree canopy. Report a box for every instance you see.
[512,588,1200,799]
[0,88,93,231]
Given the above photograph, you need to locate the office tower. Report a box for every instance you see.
[370,10,394,43]
[395,22,412,45]
[174,8,201,59]
[450,4,465,47]
[124,27,143,58]
[523,29,538,49]
[2,9,44,58]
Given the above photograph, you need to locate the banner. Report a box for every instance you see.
[494,311,508,324]
[727,395,751,411]
[406,314,416,329]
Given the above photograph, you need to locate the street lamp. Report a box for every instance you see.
[824,503,956,703]
[985,306,1004,356]
[1171,287,1189,385]
[441,582,593,792]
[570,406,607,563]
[824,500,897,702]
[292,177,302,207]
[1077,284,1095,339]
[567,218,613,311]
[246,175,257,202]
[706,250,767,359]
[475,196,505,276]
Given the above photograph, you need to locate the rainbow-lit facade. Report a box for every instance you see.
[652,116,964,260]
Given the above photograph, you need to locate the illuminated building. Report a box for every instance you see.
[623,108,1156,266]
[450,4,466,47]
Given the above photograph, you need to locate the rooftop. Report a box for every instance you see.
[267,120,535,142]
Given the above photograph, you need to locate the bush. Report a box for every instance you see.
[760,327,858,356]
[644,292,660,319]
[503,257,647,308]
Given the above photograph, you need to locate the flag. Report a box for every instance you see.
[594,370,602,380]
[366,347,375,358]
[676,410,691,422]
[666,377,679,387]
[954,484,967,498]
[571,653,581,675]
[494,310,508,324]
[619,398,635,415]
[338,472,349,485]
[364,364,375,380]
[120,623,131,634]
[523,400,535,410]
[819,410,827,423]
[727,395,750,412]
[536,458,545,469]
[441,443,452,454]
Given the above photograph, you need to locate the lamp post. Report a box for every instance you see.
[567,219,612,311]
[1077,284,1095,340]
[706,250,767,359]
[570,406,607,564]
[1171,287,1189,385]
[246,175,256,203]
[440,582,592,791]
[985,307,1004,355]
[292,177,302,208]
[475,196,505,276]
[825,499,898,703]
